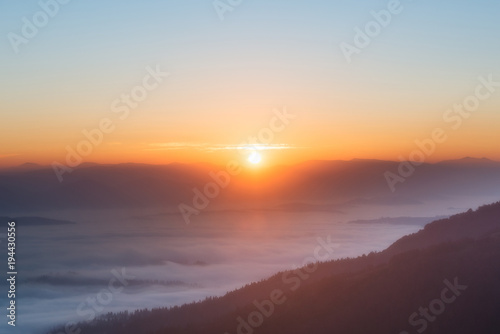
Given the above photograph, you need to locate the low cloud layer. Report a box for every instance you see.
[3,195,496,334]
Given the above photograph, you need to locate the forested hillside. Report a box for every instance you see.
[48,202,500,334]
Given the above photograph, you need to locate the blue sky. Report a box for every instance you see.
[1,0,499,165]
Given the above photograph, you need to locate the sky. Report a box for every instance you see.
[1,0,499,168]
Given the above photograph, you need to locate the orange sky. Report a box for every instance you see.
[2,2,500,168]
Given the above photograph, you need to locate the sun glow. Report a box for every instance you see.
[248,151,262,165]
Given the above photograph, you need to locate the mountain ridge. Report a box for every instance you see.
[2,159,500,213]
[47,201,500,334]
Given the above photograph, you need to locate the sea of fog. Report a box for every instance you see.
[1,195,496,334]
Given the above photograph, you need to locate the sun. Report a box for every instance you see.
[248,151,262,165]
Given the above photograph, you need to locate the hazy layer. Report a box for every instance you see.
[2,195,496,334]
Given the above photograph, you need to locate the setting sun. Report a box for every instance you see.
[248,151,262,165]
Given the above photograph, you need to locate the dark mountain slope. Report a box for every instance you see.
[384,203,500,256]
[47,201,500,334]
[202,237,500,334]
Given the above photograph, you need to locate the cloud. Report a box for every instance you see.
[9,204,446,333]
[146,142,296,152]
[0,153,20,159]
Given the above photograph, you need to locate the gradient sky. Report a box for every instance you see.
[1,0,499,167]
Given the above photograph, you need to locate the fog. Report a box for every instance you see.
[1,194,497,334]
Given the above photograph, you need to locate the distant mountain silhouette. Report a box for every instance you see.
[47,201,500,334]
[2,159,500,213]
[0,216,75,225]
[16,162,44,170]
[347,215,446,225]
[437,157,500,166]
[0,162,44,172]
